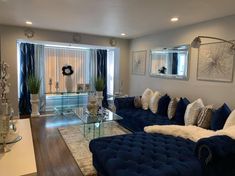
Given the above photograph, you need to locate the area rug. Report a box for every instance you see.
[58,121,130,176]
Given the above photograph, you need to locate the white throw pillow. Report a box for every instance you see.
[223,110,235,129]
[184,98,204,126]
[149,91,161,113]
[141,88,153,110]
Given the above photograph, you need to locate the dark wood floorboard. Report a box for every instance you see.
[30,115,84,176]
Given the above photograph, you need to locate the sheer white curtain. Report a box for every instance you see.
[44,47,90,93]
[35,45,45,111]
[107,49,114,95]
[89,49,97,91]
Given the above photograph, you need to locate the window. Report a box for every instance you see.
[17,41,119,112]
[44,46,90,93]
[177,52,187,76]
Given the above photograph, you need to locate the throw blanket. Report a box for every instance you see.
[215,126,235,139]
[144,125,235,142]
[144,125,215,142]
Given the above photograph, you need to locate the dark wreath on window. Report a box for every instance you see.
[62,65,74,76]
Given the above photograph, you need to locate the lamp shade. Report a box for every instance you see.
[191,37,201,48]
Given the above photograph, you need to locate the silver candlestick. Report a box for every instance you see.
[55,81,59,93]
[49,78,52,93]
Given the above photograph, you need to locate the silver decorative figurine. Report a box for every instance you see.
[0,61,11,153]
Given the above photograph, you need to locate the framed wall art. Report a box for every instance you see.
[197,41,234,82]
[132,50,147,75]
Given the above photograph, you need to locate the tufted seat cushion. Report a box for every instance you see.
[89,132,202,176]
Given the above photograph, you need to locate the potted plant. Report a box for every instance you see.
[28,74,41,117]
[95,77,104,91]
[95,77,104,107]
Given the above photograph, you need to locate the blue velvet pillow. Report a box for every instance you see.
[157,94,171,116]
[173,97,190,125]
[211,103,231,131]
[114,97,135,110]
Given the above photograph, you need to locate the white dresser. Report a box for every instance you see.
[0,119,37,176]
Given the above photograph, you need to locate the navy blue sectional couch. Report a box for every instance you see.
[114,96,188,132]
[89,96,235,176]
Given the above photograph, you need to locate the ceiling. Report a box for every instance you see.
[0,0,235,39]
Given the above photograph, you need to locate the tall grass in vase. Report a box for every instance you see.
[27,74,41,117]
[95,77,104,107]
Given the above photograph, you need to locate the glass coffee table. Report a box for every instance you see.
[74,108,126,139]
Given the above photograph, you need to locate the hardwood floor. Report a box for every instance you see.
[30,115,84,176]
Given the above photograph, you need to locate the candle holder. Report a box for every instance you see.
[49,78,52,93]
[55,81,59,93]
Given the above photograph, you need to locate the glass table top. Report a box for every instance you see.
[74,107,123,124]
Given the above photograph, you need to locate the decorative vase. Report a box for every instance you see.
[87,96,98,115]
[30,94,40,117]
[96,91,103,107]
[65,75,73,92]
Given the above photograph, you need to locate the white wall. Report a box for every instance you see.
[130,15,235,109]
[0,25,130,114]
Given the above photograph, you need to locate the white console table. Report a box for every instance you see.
[0,119,37,176]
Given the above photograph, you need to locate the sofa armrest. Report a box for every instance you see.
[114,97,135,111]
[194,135,235,166]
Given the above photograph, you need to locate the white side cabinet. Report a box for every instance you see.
[0,119,37,176]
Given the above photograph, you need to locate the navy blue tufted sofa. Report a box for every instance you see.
[114,96,186,132]
[89,133,235,176]
[90,97,235,176]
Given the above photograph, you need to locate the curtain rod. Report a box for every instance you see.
[17,39,116,50]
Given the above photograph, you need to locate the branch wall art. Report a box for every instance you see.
[197,41,234,82]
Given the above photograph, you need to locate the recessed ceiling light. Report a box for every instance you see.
[26,21,32,25]
[171,17,179,22]
[121,33,126,36]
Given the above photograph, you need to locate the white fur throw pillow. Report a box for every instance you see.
[223,110,235,129]
[184,98,204,125]
[149,91,161,113]
[141,88,153,110]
